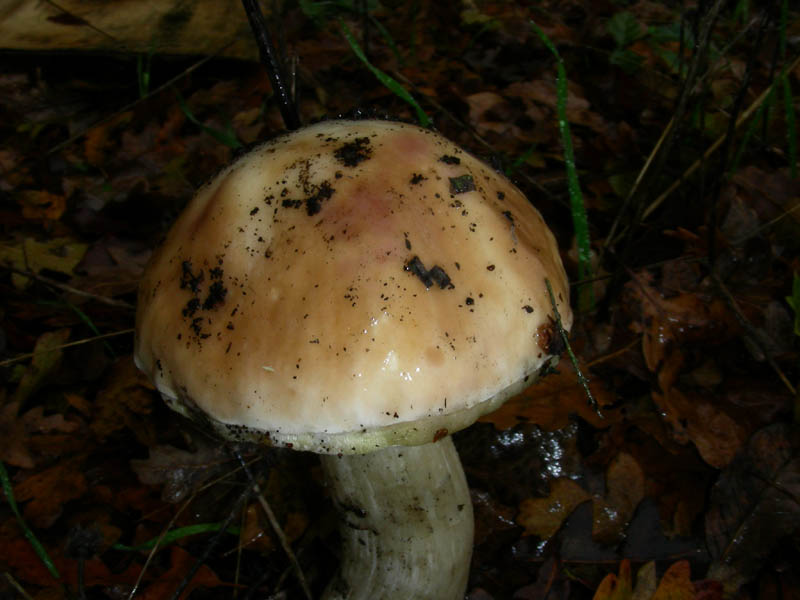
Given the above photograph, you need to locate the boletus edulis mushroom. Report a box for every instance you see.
[134,119,572,599]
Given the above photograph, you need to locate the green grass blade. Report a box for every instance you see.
[530,21,593,307]
[0,461,61,579]
[112,522,239,552]
[782,73,797,180]
[340,21,431,128]
[175,89,242,149]
[505,144,538,176]
[39,300,117,358]
[370,15,404,66]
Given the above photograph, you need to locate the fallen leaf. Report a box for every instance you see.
[479,361,616,431]
[12,328,71,407]
[91,356,154,444]
[0,237,89,289]
[593,452,645,544]
[517,478,590,539]
[471,489,517,547]
[653,388,746,468]
[84,111,133,166]
[14,458,88,528]
[506,80,607,134]
[705,423,800,594]
[631,561,657,600]
[139,545,224,600]
[620,498,705,563]
[593,559,632,600]
[131,442,230,503]
[652,560,694,600]
[0,522,140,588]
[0,400,81,468]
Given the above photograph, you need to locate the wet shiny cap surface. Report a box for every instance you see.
[134,119,571,454]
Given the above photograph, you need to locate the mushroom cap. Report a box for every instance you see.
[134,119,571,454]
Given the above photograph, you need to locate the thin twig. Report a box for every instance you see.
[544,278,602,417]
[3,265,135,310]
[0,329,134,368]
[232,448,313,600]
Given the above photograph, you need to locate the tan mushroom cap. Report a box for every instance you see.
[134,119,571,454]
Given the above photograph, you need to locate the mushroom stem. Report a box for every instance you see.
[319,436,473,600]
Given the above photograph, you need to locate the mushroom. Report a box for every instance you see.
[134,119,571,599]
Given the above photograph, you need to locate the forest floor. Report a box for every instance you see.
[1,1,799,599]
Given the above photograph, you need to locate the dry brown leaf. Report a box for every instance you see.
[592,559,632,600]
[479,361,616,431]
[0,238,89,289]
[651,560,694,600]
[506,80,607,134]
[131,442,230,503]
[653,388,746,469]
[91,356,155,444]
[139,545,223,600]
[0,400,81,468]
[517,478,590,539]
[14,459,88,528]
[593,452,645,544]
[12,328,72,407]
[83,111,133,166]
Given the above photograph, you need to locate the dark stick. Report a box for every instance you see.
[240,0,301,131]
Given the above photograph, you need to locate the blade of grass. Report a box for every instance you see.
[112,522,239,552]
[782,73,797,179]
[175,88,242,149]
[0,329,134,368]
[340,21,431,128]
[505,144,538,176]
[39,300,117,358]
[370,15,404,66]
[137,39,157,99]
[531,21,593,309]
[0,461,61,579]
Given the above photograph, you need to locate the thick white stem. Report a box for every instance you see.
[319,437,473,600]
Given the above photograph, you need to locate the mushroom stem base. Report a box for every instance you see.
[319,436,473,600]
